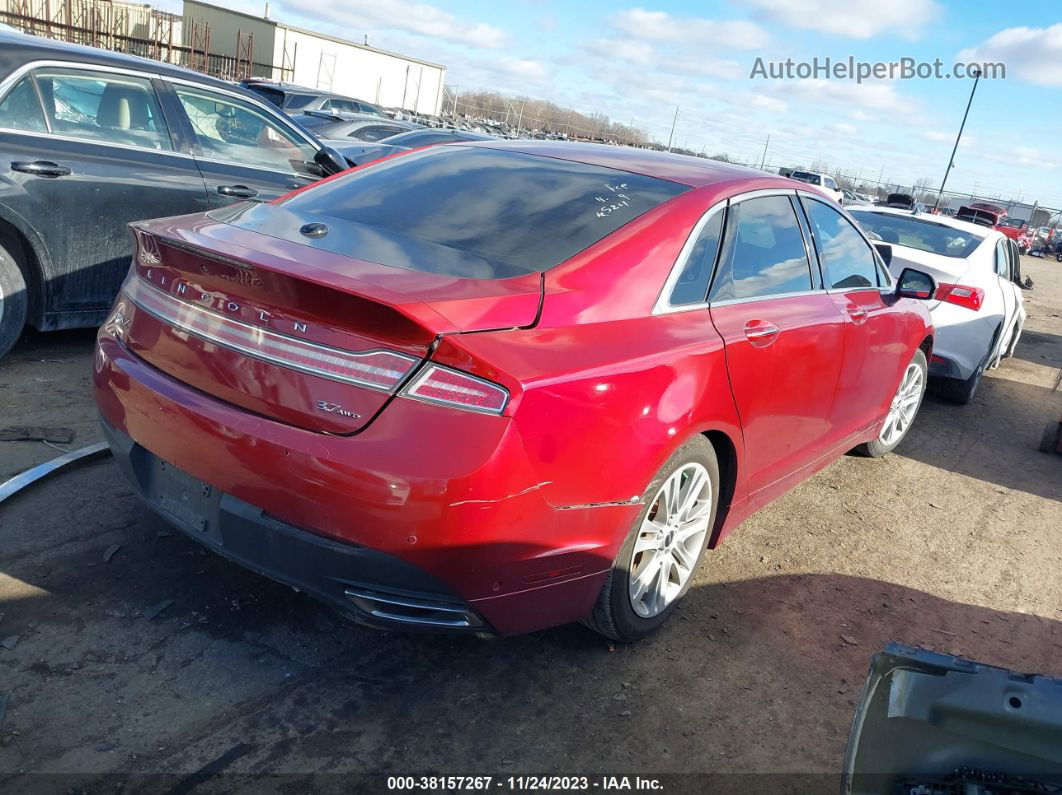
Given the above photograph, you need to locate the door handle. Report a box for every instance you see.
[216,184,259,198]
[11,160,71,177]
[743,320,780,347]
[846,304,869,325]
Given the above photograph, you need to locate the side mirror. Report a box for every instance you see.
[873,242,893,266]
[896,267,936,300]
[314,146,349,175]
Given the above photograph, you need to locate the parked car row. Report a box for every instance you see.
[240,78,389,118]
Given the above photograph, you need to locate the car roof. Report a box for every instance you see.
[456,140,788,188]
[849,205,1005,239]
[0,30,236,93]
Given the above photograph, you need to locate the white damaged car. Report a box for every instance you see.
[849,207,1026,404]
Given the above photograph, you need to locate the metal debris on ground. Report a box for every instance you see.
[0,426,75,444]
[0,636,19,650]
[102,544,122,563]
[0,441,110,504]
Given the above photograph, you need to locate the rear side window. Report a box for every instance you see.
[283,94,314,109]
[709,196,812,301]
[33,68,172,151]
[804,199,879,288]
[669,210,724,306]
[270,146,689,277]
[0,75,47,132]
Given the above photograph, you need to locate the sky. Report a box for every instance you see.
[164,0,1062,209]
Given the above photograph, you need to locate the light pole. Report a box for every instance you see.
[933,67,981,211]
[667,105,679,152]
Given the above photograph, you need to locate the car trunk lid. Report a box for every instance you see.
[118,210,541,434]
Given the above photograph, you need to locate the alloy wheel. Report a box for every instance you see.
[879,362,925,446]
[628,463,712,618]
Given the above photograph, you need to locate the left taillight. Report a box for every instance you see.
[401,364,509,415]
[937,283,984,311]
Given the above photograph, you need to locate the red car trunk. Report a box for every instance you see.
[116,214,541,434]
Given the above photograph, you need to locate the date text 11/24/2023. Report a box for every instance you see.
[386,776,664,791]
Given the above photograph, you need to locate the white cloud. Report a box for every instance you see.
[583,39,742,79]
[742,0,940,40]
[768,79,915,113]
[747,93,788,112]
[959,25,1062,86]
[851,110,872,121]
[613,8,770,49]
[499,59,548,80]
[832,122,857,134]
[280,0,507,49]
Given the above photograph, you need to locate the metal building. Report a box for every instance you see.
[182,0,446,115]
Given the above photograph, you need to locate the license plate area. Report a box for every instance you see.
[147,458,222,543]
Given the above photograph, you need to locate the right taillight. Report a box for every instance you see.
[402,364,509,414]
[937,283,984,311]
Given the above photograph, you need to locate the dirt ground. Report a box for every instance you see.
[1,256,1060,792]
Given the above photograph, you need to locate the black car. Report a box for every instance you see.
[294,110,417,141]
[0,32,348,357]
[326,128,496,166]
[239,79,387,118]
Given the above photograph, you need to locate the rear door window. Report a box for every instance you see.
[804,199,880,288]
[235,145,689,278]
[32,68,172,150]
[709,195,813,301]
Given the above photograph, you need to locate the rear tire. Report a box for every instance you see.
[935,365,983,404]
[584,436,719,642]
[0,241,29,360]
[857,348,928,457]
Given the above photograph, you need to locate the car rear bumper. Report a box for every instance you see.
[101,418,490,632]
[927,304,1000,380]
[93,333,630,635]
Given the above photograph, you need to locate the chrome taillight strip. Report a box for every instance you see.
[126,276,418,392]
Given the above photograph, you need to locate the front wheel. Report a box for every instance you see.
[857,349,928,457]
[584,436,719,642]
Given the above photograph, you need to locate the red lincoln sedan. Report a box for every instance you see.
[93,142,935,641]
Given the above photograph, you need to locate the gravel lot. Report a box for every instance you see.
[1,256,1060,791]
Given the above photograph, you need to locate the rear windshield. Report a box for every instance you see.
[261,146,689,278]
[245,85,283,107]
[789,171,821,185]
[850,210,985,258]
